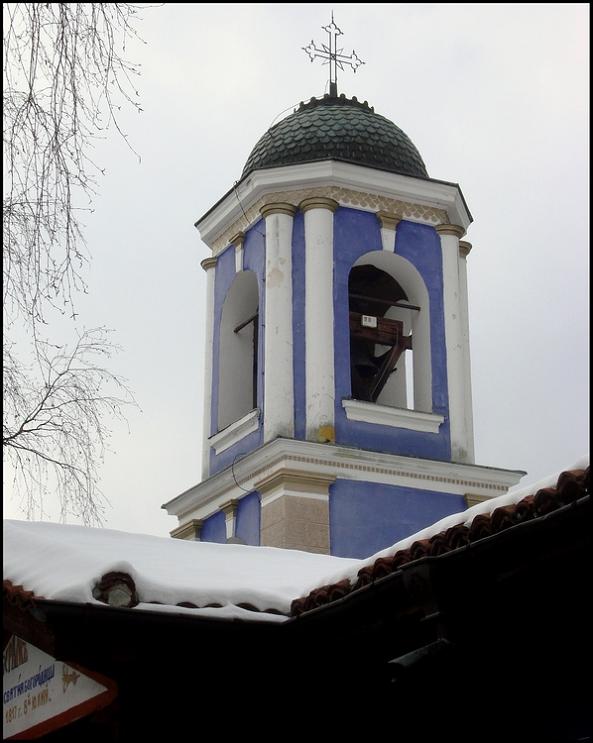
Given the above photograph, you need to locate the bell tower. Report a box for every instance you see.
[163,18,524,557]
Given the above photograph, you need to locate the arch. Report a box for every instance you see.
[350,251,432,412]
[218,271,259,430]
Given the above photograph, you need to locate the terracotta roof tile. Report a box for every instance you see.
[291,466,589,617]
[3,580,40,609]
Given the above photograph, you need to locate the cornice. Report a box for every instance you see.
[195,161,471,255]
[376,211,402,230]
[435,223,465,238]
[163,438,525,523]
[298,196,339,213]
[228,231,245,247]
[200,257,217,271]
[170,519,203,540]
[459,240,472,257]
[259,202,298,218]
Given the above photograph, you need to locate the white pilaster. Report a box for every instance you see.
[260,203,297,442]
[200,256,217,479]
[436,224,470,463]
[300,197,338,442]
[458,241,475,463]
[230,231,244,273]
[377,211,401,252]
[220,499,239,541]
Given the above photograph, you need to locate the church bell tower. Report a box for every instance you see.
[163,17,524,557]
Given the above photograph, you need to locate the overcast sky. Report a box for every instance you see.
[4,3,589,537]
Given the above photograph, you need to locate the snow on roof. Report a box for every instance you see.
[292,454,590,594]
[2,520,359,623]
[4,456,588,624]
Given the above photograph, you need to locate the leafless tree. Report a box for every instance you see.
[3,4,153,524]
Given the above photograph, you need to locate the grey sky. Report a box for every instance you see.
[4,3,589,537]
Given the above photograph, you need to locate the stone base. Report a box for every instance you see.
[261,494,329,554]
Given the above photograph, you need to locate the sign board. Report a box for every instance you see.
[3,635,117,739]
[361,315,378,328]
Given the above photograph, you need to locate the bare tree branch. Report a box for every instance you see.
[3,4,153,524]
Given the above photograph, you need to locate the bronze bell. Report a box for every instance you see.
[351,342,378,378]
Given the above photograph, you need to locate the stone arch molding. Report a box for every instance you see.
[351,250,432,413]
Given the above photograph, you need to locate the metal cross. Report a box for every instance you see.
[302,12,365,97]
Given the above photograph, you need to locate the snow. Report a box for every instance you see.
[3,455,587,622]
[292,454,590,594]
[2,520,359,621]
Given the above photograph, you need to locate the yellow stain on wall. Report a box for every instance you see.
[317,425,335,443]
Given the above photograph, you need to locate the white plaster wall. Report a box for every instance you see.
[218,271,259,431]
[305,208,335,437]
[263,212,295,441]
[458,252,475,463]
[380,226,396,251]
[439,233,467,461]
[201,263,216,479]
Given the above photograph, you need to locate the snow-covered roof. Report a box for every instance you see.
[2,521,358,622]
[3,456,588,624]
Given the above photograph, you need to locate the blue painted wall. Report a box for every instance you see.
[200,492,260,545]
[235,491,261,545]
[200,510,226,544]
[209,220,266,475]
[333,208,451,461]
[329,479,466,558]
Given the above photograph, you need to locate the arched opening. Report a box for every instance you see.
[218,271,259,430]
[348,252,432,412]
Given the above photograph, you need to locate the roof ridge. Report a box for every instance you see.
[290,466,590,617]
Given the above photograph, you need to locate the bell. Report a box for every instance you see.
[351,342,378,378]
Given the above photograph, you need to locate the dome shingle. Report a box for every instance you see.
[242,94,428,179]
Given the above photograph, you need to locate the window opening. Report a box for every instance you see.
[234,310,259,410]
[218,271,259,430]
[348,265,416,404]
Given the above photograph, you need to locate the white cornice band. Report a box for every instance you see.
[163,438,525,524]
[196,161,472,251]
[208,408,260,454]
[342,399,444,433]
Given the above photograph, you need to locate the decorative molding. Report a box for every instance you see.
[170,519,203,541]
[197,162,471,253]
[459,240,472,258]
[208,408,260,455]
[200,257,217,271]
[219,499,239,516]
[259,202,297,218]
[228,231,245,247]
[299,196,339,213]
[212,186,449,254]
[435,224,465,238]
[220,499,239,540]
[257,469,336,507]
[342,399,445,433]
[164,438,525,524]
[376,211,401,230]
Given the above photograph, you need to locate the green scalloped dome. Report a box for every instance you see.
[242,94,428,179]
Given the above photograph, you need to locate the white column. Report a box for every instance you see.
[200,256,217,479]
[260,203,297,442]
[436,224,469,463]
[300,197,338,442]
[231,231,244,273]
[377,211,400,251]
[458,240,475,463]
[220,499,239,541]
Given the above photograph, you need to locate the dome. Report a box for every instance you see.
[242,94,428,180]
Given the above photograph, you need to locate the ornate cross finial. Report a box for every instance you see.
[302,12,365,97]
